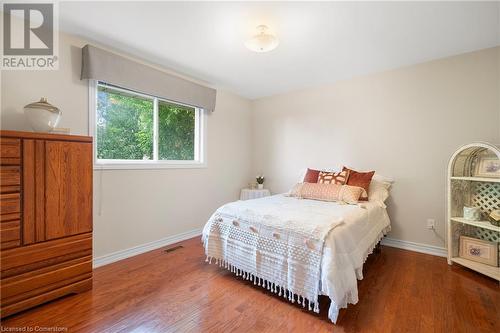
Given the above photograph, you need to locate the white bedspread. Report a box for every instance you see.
[202,194,391,323]
[319,197,391,322]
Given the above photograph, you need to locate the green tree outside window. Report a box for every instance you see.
[96,84,197,161]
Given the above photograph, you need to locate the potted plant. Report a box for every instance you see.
[256,175,265,189]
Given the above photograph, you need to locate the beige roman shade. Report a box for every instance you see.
[81,45,217,112]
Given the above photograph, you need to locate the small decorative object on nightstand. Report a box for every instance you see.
[256,175,265,190]
[240,188,271,201]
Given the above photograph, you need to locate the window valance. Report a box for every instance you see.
[81,45,216,112]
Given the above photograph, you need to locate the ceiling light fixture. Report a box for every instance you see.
[245,25,279,53]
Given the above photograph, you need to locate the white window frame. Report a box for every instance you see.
[89,80,207,170]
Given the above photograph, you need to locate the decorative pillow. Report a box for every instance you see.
[337,185,365,204]
[318,170,349,185]
[287,183,303,197]
[368,179,391,203]
[303,168,321,183]
[288,182,363,204]
[342,166,375,201]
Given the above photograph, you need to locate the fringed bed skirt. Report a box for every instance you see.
[206,256,320,313]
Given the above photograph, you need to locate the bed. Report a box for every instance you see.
[202,190,391,323]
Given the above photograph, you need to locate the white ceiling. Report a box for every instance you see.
[59,1,500,99]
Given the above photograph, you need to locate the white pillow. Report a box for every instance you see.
[373,174,395,184]
[368,177,393,203]
[297,168,308,183]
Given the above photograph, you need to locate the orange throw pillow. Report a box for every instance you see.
[318,170,349,185]
[303,168,321,183]
[342,166,375,201]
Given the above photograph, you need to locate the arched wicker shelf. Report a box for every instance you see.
[447,142,500,281]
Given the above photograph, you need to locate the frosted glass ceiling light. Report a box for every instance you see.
[245,25,279,53]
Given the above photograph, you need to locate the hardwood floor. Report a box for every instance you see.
[1,237,498,332]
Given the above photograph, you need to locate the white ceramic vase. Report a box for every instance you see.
[257,184,264,189]
[24,98,61,132]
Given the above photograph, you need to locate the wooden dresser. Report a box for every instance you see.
[0,130,93,318]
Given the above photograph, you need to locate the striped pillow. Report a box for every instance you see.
[317,170,349,185]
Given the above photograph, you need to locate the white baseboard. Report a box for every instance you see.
[93,228,203,268]
[93,231,446,268]
[381,237,447,257]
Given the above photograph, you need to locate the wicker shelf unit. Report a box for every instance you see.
[447,142,500,281]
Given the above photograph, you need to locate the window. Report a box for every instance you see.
[90,81,205,169]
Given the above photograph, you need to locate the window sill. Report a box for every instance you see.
[93,161,207,170]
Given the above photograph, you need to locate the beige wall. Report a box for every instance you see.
[252,47,500,249]
[2,29,498,257]
[1,32,254,257]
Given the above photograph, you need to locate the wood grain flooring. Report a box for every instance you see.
[1,237,499,332]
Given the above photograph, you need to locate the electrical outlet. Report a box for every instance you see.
[427,219,436,230]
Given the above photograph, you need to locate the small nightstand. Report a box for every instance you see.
[240,188,271,200]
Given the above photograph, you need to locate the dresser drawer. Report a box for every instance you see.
[0,138,21,165]
[0,220,20,249]
[0,166,21,193]
[0,233,92,307]
[0,256,92,304]
[1,233,92,275]
[0,212,20,223]
[0,193,20,215]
